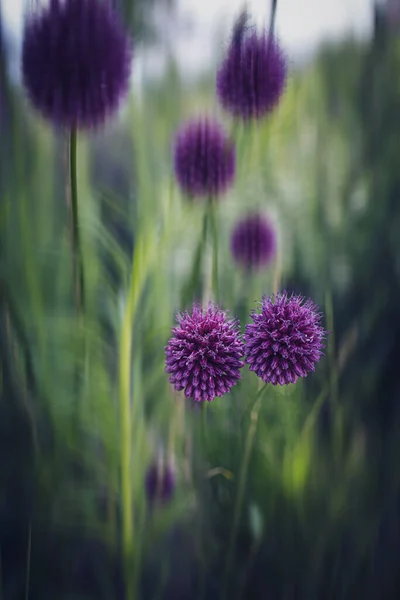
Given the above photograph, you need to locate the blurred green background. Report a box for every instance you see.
[1,0,400,598]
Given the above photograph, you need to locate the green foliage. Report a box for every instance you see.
[1,8,400,598]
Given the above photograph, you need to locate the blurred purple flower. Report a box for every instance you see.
[216,13,287,120]
[244,292,326,385]
[165,304,244,402]
[145,461,175,504]
[173,117,236,198]
[22,0,132,130]
[230,213,276,270]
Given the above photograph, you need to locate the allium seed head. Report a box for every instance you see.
[231,213,276,270]
[145,461,175,505]
[216,13,287,120]
[165,304,244,402]
[22,0,132,130]
[244,292,327,385]
[173,117,236,199]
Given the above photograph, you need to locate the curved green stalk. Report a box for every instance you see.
[69,128,84,312]
[221,384,267,600]
[119,232,154,600]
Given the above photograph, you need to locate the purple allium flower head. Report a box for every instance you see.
[216,12,287,120]
[22,0,132,130]
[244,292,327,385]
[145,461,175,504]
[173,117,236,198]
[165,304,244,402]
[231,213,276,270]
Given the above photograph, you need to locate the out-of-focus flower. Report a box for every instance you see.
[22,0,132,130]
[165,304,244,402]
[216,12,287,121]
[230,213,276,270]
[385,0,400,26]
[244,292,326,385]
[173,117,236,198]
[145,460,175,504]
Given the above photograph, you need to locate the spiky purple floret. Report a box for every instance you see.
[173,117,236,198]
[165,304,244,402]
[145,462,175,504]
[22,0,132,130]
[244,292,327,385]
[216,14,287,120]
[231,213,276,269]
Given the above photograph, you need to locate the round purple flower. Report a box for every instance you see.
[22,0,132,130]
[216,13,287,120]
[145,461,175,504]
[173,118,236,199]
[230,213,276,270]
[165,304,244,402]
[244,292,327,385]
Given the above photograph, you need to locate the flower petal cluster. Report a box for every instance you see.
[216,13,287,120]
[22,0,132,129]
[173,118,236,198]
[244,292,326,385]
[165,304,244,402]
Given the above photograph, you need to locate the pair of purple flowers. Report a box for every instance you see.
[165,292,327,403]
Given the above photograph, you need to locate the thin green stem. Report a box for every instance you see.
[221,384,267,600]
[208,198,219,303]
[181,206,209,307]
[119,233,154,600]
[268,0,278,38]
[119,295,135,600]
[325,290,338,408]
[69,128,84,313]
[201,401,208,446]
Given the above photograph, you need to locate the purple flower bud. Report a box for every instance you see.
[22,0,132,130]
[216,15,287,121]
[230,213,276,270]
[173,117,236,199]
[244,292,327,385]
[165,304,244,402]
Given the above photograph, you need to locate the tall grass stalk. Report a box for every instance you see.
[69,128,84,313]
[119,230,155,599]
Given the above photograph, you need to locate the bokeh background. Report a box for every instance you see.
[1,0,400,598]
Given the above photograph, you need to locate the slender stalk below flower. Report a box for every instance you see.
[221,385,267,600]
[69,128,84,313]
[268,0,278,38]
[201,401,208,445]
[208,197,219,303]
[182,206,209,306]
[272,244,282,295]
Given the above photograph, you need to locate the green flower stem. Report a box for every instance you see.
[118,233,153,600]
[201,401,208,446]
[221,384,267,600]
[181,205,209,307]
[69,128,84,313]
[269,0,278,38]
[208,197,219,303]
